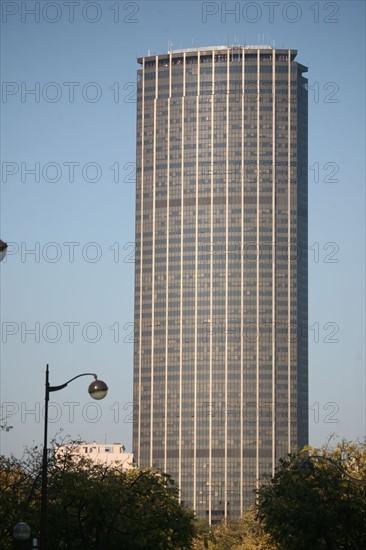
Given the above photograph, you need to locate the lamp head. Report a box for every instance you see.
[0,240,8,262]
[13,521,31,541]
[88,377,108,400]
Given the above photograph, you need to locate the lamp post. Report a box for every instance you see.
[0,240,8,262]
[40,364,108,550]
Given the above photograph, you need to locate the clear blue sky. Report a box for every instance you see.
[0,0,365,457]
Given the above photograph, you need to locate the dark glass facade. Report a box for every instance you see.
[133,46,308,522]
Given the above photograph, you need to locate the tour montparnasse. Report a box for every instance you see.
[133,45,308,523]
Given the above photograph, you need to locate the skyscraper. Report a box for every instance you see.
[133,45,308,522]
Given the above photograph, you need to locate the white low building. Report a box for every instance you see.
[57,442,134,469]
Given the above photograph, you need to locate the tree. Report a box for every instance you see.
[0,415,13,432]
[256,439,366,550]
[192,508,277,549]
[0,442,195,549]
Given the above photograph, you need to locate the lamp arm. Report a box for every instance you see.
[49,373,97,393]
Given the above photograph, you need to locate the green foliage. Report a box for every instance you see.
[192,508,277,549]
[3,437,365,549]
[256,439,366,550]
[0,442,195,549]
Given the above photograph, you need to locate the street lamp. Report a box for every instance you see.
[13,521,31,541]
[300,454,366,486]
[0,240,8,262]
[40,364,108,550]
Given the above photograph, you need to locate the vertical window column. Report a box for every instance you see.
[164,54,172,473]
[256,48,260,492]
[150,56,158,466]
[272,51,276,473]
[287,50,291,453]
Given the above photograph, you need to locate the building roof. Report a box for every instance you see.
[168,44,273,54]
[137,45,298,64]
